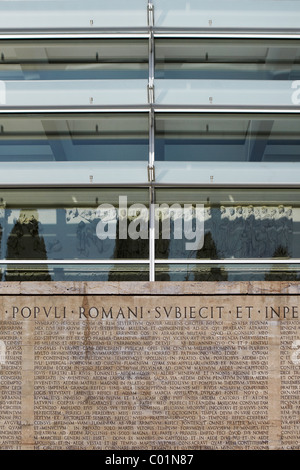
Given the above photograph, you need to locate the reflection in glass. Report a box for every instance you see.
[155,264,229,282]
[0,189,149,268]
[5,208,51,280]
[155,114,300,162]
[155,189,300,261]
[0,39,148,80]
[155,263,300,282]
[1,264,149,282]
[0,113,149,162]
[155,39,300,80]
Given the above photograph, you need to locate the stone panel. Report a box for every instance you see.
[0,283,299,450]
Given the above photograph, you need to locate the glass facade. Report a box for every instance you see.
[0,114,149,162]
[0,39,149,81]
[0,1,300,281]
[155,114,300,162]
[155,39,300,81]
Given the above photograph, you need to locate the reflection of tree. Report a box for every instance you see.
[264,246,298,281]
[154,216,170,281]
[108,219,149,281]
[107,204,296,282]
[5,211,51,281]
[194,232,228,281]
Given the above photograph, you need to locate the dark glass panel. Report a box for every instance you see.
[155,263,300,282]
[0,188,149,262]
[155,114,300,162]
[0,39,148,80]
[155,188,300,260]
[156,38,300,80]
[3,263,149,282]
[0,113,148,162]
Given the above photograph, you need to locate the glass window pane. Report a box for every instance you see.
[0,0,147,30]
[155,188,300,261]
[0,188,149,262]
[156,39,300,80]
[0,113,148,162]
[155,263,300,282]
[3,263,149,282]
[155,114,300,162]
[0,39,148,80]
[153,0,300,30]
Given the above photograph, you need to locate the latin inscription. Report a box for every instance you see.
[0,294,299,450]
[0,322,22,450]
[280,321,300,450]
[9,304,300,320]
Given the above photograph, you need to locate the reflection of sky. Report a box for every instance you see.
[7,209,57,225]
[0,140,149,162]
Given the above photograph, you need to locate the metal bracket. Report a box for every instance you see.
[149,29,154,76]
[147,2,154,28]
[147,165,155,182]
[147,79,155,104]
[149,29,154,55]
[149,107,154,129]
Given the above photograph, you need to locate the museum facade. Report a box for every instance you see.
[2,0,300,452]
[0,0,299,283]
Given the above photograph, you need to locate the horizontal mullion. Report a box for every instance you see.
[0,183,152,189]
[0,107,151,114]
[0,31,150,40]
[153,106,300,114]
[2,259,299,265]
[153,30,300,39]
[0,260,150,265]
[0,183,299,189]
[0,107,300,115]
[0,31,299,40]
[156,259,300,264]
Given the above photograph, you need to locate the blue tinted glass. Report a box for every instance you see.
[0,114,148,162]
[0,39,148,80]
[155,264,300,282]
[156,188,300,261]
[2,264,149,282]
[155,114,300,162]
[0,0,147,30]
[153,0,300,30]
[155,39,300,80]
[0,188,149,262]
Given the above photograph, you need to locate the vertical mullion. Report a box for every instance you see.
[149,109,155,281]
[149,30,154,92]
[148,1,155,281]
[149,186,155,282]
[149,2,155,280]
